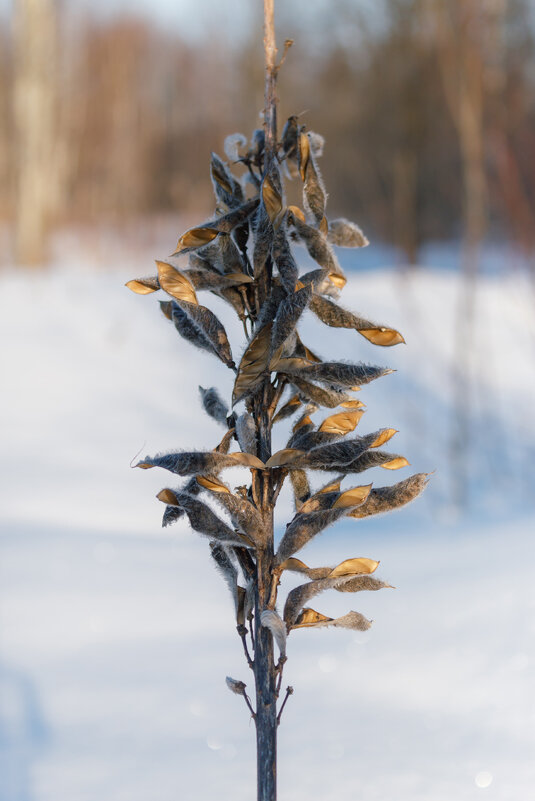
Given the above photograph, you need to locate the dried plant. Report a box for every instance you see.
[127,3,428,799]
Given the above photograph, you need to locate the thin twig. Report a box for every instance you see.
[276,38,293,73]
[237,624,255,670]
[277,686,294,725]
[275,656,287,696]
[243,690,257,720]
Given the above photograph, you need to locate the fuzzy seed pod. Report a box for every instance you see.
[137,450,260,476]
[172,302,234,368]
[349,473,429,518]
[199,386,229,426]
[291,609,372,631]
[161,491,253,548]
[210,152,244,208]
[224,133,247,162]
[270,285,312,356]
[284,573,376,628]
[290,376,352,408]
[278,359,391,389]
[289,469,311,509]
[210,542,239,609]
[310,294,404,347]
[236,413,257,454]
[276,506,348,563]
[261,609,287,657]
[161,476,200,528]
[327,218,369,248]
[226,676,247,695]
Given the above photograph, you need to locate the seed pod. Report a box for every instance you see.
[273,394,302,424]
[310,295,405,347]
[284,567,380,628]
[210,542,239,608]
[290,376,352,408]
[327,218,369,248]
[224,133,247,162]
[199,386,229,426]
[341,450,410,474]
[289,469,311,510]
[161,476,200,528]
[270,285,312,357]
[172,300,234,368]
[302,143,327,225]
[158,490,253,548]
[197,476,266,546]
[272,221,299,293]
[236,413,257,454]
[348,473,429,518]
[276,358,391,388]
[136,450,263,476]
[291,608,372,631]
[226,676,247,695]
[261,610,287,657]
[210,152,244,208]
[289,214,342,276]
[126,276,160,294]
[276,506,348,562]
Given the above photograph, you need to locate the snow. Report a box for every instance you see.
[1,242,534,801]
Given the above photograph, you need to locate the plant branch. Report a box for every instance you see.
[237,624,255,670]
[277,686,294,725]
[243,689,257,720]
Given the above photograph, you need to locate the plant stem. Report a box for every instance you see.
[252,6,280,800]
[263,0,278,163]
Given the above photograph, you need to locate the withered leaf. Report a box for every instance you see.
[298,131,310,181]
[266,449,305,468]
[125,276,160,294]
[196,475,231,493]
[332,485,372,509]
[174,227,219,254]
[293,608,332,627]
[327,557,379,577]
[319,410,364,436]
[370,428,397,448]
[262,173,283,224]
[157,261,198,304]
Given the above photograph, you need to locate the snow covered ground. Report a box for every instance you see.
[1,239,534,801]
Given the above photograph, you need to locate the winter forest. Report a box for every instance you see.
[1,0,534,800]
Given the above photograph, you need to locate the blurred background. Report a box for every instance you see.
[1,1,534,800]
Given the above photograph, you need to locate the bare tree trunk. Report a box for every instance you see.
[429,0,486,509]
[253,5,279,800]
[13,0,58,265]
